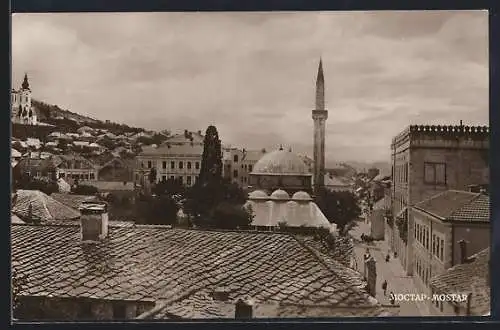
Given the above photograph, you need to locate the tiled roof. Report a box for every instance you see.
[12,190,81,222]
[11,213,25,224]
[242,150,265,162]
[373,196,388,211]
[12,225,383,318]
[414,190,489,223]
[51,193,99,210]
[140,144,203,156]
[430,248,490,316]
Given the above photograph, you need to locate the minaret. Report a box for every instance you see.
[312,58,328,193]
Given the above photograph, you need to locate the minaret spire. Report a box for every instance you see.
[315,58,325,110]
[312,57,328,193]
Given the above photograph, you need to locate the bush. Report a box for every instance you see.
[203,202,253,229]
[71,184,98,196]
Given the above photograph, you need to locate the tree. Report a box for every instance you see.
[153,177,185,196]
[198,125,223,186]
[315,188,361,234]
[71,184,98,195]
[208,202,254,229]
[136,194,179,225]
[149,167,157,185]
[367,167,380,180]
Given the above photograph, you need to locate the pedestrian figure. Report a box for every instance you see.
[389,291,395,305]
[385,254,390,262]
[393,251,398,258]
[382,280,388,296]
[363,248,371,261]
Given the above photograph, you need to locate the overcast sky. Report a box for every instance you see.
[12,11,488,163]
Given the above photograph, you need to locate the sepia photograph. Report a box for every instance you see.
[10,10,490,321]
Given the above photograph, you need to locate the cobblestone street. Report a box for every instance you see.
[349,219,430,316]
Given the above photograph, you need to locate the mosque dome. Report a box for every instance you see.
[251,148,311,176]
[270,189,290,200]
[292,191,312,202]
[248,190,269,200]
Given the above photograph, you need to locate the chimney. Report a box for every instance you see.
[212,287,230,302]
[458,239,468,264]
[234,298,253,319]
[79,202,109,242]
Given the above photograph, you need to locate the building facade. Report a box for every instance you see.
[410,190,490,315]
[135,143,203,188]
[222,147,265,189]
[11,74,38,125]
[387,124,489,275]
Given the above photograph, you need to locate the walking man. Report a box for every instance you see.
[382,280,388,296]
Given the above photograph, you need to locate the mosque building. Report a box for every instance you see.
[246,59,333,230]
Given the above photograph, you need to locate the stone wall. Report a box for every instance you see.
[16,296,155,321]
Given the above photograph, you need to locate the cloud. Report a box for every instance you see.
[12,11,488,162]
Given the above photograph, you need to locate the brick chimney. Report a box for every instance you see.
[235,298,253,319]
[79,201,108,242]
[458,239,469,264]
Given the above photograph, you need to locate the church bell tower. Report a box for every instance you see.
[312,58,328,193]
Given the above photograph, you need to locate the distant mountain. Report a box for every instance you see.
[326,160,391,176]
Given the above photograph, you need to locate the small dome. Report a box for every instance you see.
[292,191,312,201]
[251,149,310,176]
[248,190,269,200]
[270,189,290,200]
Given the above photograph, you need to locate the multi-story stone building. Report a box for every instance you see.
[222,146,264,189]
[387,124,489,275]
[135,143,203,188]
[11,74,38,125]
[411,190,490,315]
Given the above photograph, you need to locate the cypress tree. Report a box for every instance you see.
[198,125,222,186]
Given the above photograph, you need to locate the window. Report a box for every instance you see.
[233,170,238,178]
[424,162,446,185]
[426,228,429,250]
[432,235,436,255]
[170,176,174,180]
[141,162,144,168]
[162,161,167,169]
[113,303,127,319]
[187,176,192,186]
[162,175,166,181]
[90,173,95,180]
[171,161,175,169]
[234,155,239,162]
[195,162,200,170]
[78,300,93,319]
[84,174,89,180]
[147,161,152,169]
[436,238,440,258]
[179,161,184,169]
[241,164,244,169]
[440,239,444,261]
[249,165,253,172]
[187,162,192,169]
[179,176,183,184]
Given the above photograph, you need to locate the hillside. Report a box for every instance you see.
[32,99,146,135]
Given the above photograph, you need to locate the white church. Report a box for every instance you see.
[11,73,38,125]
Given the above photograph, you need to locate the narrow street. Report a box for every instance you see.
[349,219,430,316]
